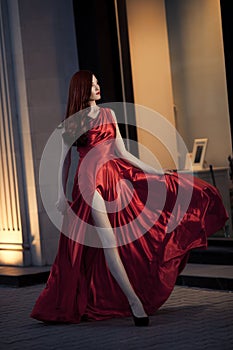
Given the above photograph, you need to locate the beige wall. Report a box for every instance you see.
[166,0,232,167]
[126,0,177,169]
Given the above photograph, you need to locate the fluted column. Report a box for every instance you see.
[0,0,23,264]
[0,0,43,265]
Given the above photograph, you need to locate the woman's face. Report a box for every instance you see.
[89,75,101,103]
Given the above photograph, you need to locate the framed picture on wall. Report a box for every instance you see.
[191,138,208,170]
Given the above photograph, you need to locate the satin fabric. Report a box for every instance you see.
[31,107,228,324]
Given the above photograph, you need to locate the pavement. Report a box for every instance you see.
[0,283,233,350]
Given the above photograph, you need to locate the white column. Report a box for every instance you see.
[0,0,43,266]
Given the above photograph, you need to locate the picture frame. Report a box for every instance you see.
[191,138,208,170]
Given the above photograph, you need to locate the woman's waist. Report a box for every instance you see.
[78,147,115,161]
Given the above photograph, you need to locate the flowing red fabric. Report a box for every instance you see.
[31,108,228,324]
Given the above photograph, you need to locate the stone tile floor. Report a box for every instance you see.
[0,283,232,350]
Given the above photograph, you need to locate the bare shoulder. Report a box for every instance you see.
[108,108,117,122]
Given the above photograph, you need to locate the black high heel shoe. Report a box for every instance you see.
[133,314,149,327]
[129,298,150,326]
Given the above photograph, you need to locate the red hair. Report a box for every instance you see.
[64,70,93,146]
[65,70,93,118]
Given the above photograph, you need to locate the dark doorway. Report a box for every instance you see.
[220,0,233,148]
[72,0,138,153]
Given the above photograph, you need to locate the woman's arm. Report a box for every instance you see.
[110,109,166,175]
[56,135,71,213]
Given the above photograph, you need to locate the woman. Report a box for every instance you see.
[30,70,228,326]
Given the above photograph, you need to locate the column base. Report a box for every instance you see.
[0,243,31,266]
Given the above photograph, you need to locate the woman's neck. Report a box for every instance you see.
[87,103,100,119]
[89,101,96,107]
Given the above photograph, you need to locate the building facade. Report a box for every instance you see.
[0,0,232,267]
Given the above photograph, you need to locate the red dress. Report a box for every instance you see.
[30,107,228,323]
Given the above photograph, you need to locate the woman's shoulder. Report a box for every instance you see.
[101,107,117,121]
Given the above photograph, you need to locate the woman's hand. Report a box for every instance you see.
[145,167,174,176]
[55,195,68,214]
[164,169,174,175]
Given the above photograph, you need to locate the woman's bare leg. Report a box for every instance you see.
[91,190,147,318]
